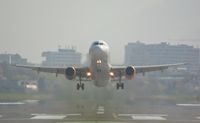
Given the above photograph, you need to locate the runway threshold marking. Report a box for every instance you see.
[30,113,81,120]
[177,104,200,107]
[132,115,166,120]
[118,114,167,121]
[118,114,167,117]
[30,114,66,120]
[31,113,81,116]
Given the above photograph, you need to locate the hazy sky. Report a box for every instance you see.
[0,0,200,64]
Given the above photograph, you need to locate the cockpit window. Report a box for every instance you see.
[93,42,104,46]
[94,42,99,45]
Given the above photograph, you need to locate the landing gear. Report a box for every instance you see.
[77,73,84,90]
[116,83,124,90]
[77,83,84,90]
[116,71,124,90]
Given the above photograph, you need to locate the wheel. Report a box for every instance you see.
[116,83,119,90]
[77,83,80,90]
[81,83,85,90]
[121,83,124,89]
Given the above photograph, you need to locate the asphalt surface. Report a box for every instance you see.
[0,99,200,123]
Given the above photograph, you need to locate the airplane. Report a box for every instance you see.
[14,40,185,90]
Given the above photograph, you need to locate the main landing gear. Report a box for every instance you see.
[116,83,124,90]
[77,83,84,90]
[77,74,84,90]
[116,71,124,90]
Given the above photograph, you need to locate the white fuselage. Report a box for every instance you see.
[89,41,111,87]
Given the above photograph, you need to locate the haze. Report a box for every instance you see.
[0,0,199,63]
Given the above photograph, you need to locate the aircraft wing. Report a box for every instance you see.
[13,64,90,78]
[134,63,186,73]
[111,63,186,76]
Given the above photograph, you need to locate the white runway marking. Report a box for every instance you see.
[66,114,81,116]
[177,104,200,107]
[98,106,104,109]
[96,106,105,115]
[118,114,167,117]
[30,114,66,120]
[118,114,134,116]
[0,102,25,105]
[96,111,104,115]
[31,113,81,116]
[98,107,104,110]
[23,100,39,104]
[132,115,166,120]
[30,113,81,120]
[118,114,167,120]
[57,121,127,123]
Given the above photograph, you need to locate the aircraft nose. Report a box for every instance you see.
[95,45,104,52]
[90,45,104,54]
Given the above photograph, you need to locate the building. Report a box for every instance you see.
[125,41,199,70]
[42,48,81,67]
[0,53,27,64]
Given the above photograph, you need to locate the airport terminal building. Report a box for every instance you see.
[0,53,27,64]
[42,48,81,67]
[125,41,199,71]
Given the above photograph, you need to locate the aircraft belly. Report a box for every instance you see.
[92,67,109,87]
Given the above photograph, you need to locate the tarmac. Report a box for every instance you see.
[0,99,200,123]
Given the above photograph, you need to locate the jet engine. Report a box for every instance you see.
[65,67,76,80]
[125,66,136,80]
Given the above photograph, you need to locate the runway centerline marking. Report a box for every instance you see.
[96,111,104,115]
[96,106,105,115]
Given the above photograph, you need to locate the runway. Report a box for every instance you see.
[0,99,200,123]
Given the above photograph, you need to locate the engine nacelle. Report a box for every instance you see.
[125,66,136,80]
[65,67,76,80]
